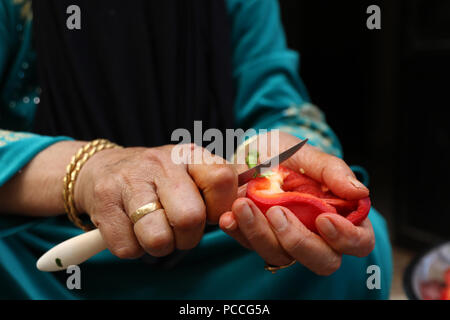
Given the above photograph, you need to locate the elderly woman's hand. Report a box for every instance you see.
[219,131,375,276]
[74,144,238,259]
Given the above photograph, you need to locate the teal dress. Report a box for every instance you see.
[0,0,392,299]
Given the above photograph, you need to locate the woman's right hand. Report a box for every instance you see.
[74,144,238,259]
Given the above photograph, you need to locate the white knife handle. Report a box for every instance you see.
[36,229,107,272]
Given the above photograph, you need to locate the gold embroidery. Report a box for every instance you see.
[13,0,32,21]
[4,135,19,142]
[0,130,32,147]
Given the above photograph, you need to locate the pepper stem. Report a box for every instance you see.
[246,150,259,169]
[246,150,274,178]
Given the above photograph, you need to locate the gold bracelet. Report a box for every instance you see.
[63,139,122,231]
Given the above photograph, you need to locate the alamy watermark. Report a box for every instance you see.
[64,263,382,292]
[66,4,381,31]
[66,5,81,30]
[66,265,81,290]
[170,121,280,167]
[366,5,381,30]
[366,265,381,290]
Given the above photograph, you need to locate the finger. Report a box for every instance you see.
[134,208,175,257]
[231,198,293,266]
[219,211,252,250]
[266,206,342,276]
[155,162,206,250]
[90,178,144,259]
[285,143,369,200]
[188,148,238,224]
[254,131,369,200]
[121,181,175,257]
[316,213,375,257]
[92,204,145,259]
[237,185,247,198]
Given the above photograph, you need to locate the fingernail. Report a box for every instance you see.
[267,207,288,232]
[224,218,236,230]
[347,175,368,190]
[317,217,337,239]
[240,202,254,224]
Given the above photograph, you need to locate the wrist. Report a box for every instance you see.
[72,146,106,214]
[63,139,122,230]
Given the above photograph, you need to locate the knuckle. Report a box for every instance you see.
[111,245,144,259]
[316,255,342,276]
[172,206,206,231]
[117,168,137,186]
[141,231,173,256]
[141,148,171,175]
[331,156,347,168]
[356,235,376,257]
[337,158,347,167]
[285,233,310,253]
[245,228,265,243]
[142,148,165,166]
[177,237,201,251]
[324,157,347,175]
[142,148,158,160]
[93,177,118,202]
[208,166,237,189]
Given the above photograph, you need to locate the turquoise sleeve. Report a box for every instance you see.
[0,131,73,187]
[226,0,343,157]
[0,131,72,234]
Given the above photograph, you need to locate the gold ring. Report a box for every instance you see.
[130,201,163,224]
[264,260,296,274]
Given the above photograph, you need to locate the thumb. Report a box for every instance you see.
[187,148,238,224]
[285,144,369,200]
[320,157,369,200]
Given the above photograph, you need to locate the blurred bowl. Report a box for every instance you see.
[403,241,450,300]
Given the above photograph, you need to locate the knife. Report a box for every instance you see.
[36,139,308,271]
[237,138,308,186]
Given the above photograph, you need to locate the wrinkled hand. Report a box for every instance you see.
[219,131,375,275]
[74,144,237,259]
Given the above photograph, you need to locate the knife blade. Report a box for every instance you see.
[237,138,308,186]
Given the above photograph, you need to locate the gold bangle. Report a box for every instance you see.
[63,139,122,231]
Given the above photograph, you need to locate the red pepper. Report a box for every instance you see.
[445,268,450,286]
[441,287,450,300]
[246,166,371,233]
[441,268,450,300]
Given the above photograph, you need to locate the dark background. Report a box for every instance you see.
[278,0,450,249]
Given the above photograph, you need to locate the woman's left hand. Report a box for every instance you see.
[219,131,375,275]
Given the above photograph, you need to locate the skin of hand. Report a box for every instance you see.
[0,141,238,259]
[0,132,373,273]
[219,131,375,276]
[73,143,238,259]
